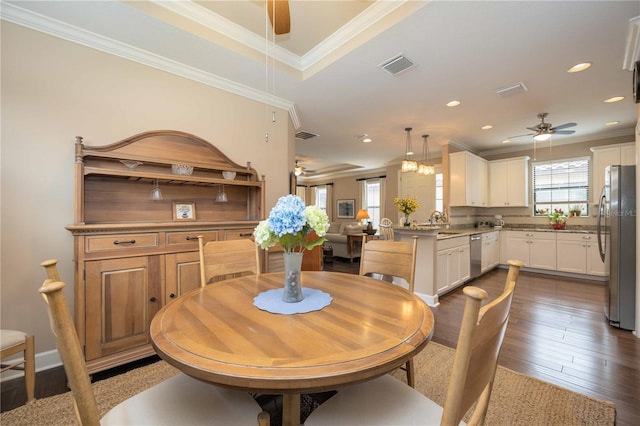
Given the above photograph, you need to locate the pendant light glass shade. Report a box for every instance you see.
[401,127,417,172]
[417,134,435,175]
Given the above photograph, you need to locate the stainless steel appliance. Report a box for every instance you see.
[469,234,482,279]
[597,165,636,330]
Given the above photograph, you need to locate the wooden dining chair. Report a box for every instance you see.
[0,330,35,403]
[359,235,418,386]
[305,259,524,426]
[198,237,261,287]
[379,218,394,240]
[38,278,270,425]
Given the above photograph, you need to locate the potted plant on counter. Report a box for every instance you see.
[549,209,567,230]
[394,196,419,226]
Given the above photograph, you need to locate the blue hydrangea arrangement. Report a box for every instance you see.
[254,194,329,253]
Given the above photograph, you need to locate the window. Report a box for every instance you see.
[435,173,443,212]
[314,186,327,212]
[364,180,381,227]
[532,157,589,216]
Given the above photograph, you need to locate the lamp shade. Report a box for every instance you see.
[356,209,370,220]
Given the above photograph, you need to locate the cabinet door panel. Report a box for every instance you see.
[165,252,201,303]
[458,245,471,282]
[85,256,161,360]
[505,235,530,267]
[556,239,586,273]
[529,238,556,270]
[436,250,450,293]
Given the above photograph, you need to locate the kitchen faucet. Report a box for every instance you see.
[429,210,444,226]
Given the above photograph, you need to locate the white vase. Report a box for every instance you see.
[282,252,304,303]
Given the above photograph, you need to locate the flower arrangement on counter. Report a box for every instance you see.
[548,209,568,230]
[254,194,329,253]
[394,196,419,215]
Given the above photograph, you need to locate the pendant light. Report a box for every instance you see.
[401,127,418,172]
[417,134,435,175]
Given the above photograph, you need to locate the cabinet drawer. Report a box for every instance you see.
[86,233,159,253]
[224,228,256,240]
[166,231,219,248]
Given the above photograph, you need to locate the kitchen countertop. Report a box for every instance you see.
[394,225,598,240]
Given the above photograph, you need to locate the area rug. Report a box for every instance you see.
[1,342,615,425]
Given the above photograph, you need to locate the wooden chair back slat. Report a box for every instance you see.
[198,237,261,287]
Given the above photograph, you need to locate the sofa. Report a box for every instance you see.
[323,222,366,259]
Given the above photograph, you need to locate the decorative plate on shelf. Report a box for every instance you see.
[172,164,194,176]
[120,160,142,170]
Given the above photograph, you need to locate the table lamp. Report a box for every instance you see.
[356,209,370,226]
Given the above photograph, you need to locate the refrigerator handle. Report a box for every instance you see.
[596,186,606,262]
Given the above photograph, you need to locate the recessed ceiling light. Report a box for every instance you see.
[362,137,372,143]
[481,125,493,130]
[567,62,591,73]
[446,100,461,107]
[502,139,511,144]
[604,96,624,103]
[605,121,620,126]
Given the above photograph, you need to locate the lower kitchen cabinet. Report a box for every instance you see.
[504,231,556,270]
[480,231,500,273]
[556,233,608,276]
[437,237,471,295]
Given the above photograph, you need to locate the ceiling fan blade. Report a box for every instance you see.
[508,133,535,139]
[553,130,576,135]
[267,0,290,35]
[551,122,577,131]
[526,126,540,132]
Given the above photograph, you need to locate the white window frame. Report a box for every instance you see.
[532,157,590,217]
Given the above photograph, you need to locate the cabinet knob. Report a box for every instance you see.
[113,239,136,245]
[149,296,157,302]
[239,233,253,237]
[169,293,176,298]
[185,236,198,241]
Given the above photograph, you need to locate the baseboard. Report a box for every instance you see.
[0,349,61,383]
[415,291,439,307]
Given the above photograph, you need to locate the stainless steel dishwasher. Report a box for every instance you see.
[470,234,482,279]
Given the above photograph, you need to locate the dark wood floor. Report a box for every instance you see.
[3,257,639,425]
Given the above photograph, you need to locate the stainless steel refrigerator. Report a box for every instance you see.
[597,165,636,330]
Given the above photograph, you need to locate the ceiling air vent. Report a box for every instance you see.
[295,131,319,140]
[496,82,528,97]
[379,54,415,76]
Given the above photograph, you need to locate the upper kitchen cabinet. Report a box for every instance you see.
[488,157,530,207]
[590,142,635,203]
[449,151,488,207]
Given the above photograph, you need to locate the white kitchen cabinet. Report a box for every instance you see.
[436,236,471,295]
[488,157,529,207]
[504,231,556,270]
[557,232,608,276]
[590,143,635,203]
[449,151,488,207]
[481,231,500,273]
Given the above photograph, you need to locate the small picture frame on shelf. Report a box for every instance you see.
[173,202,196,221]
[337,199,355,219]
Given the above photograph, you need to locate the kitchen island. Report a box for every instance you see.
[394,226,441,306]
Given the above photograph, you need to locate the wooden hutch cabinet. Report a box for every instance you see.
[66,130,264,373]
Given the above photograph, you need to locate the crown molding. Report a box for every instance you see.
[0,2,301,129]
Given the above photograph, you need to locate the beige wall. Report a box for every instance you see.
[0,23,292,356]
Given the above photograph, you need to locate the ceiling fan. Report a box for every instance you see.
[267,0,290,35]
[510,112,577,142]
[294,160,316,176]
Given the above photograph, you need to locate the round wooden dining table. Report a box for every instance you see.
[150,271,434,426]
